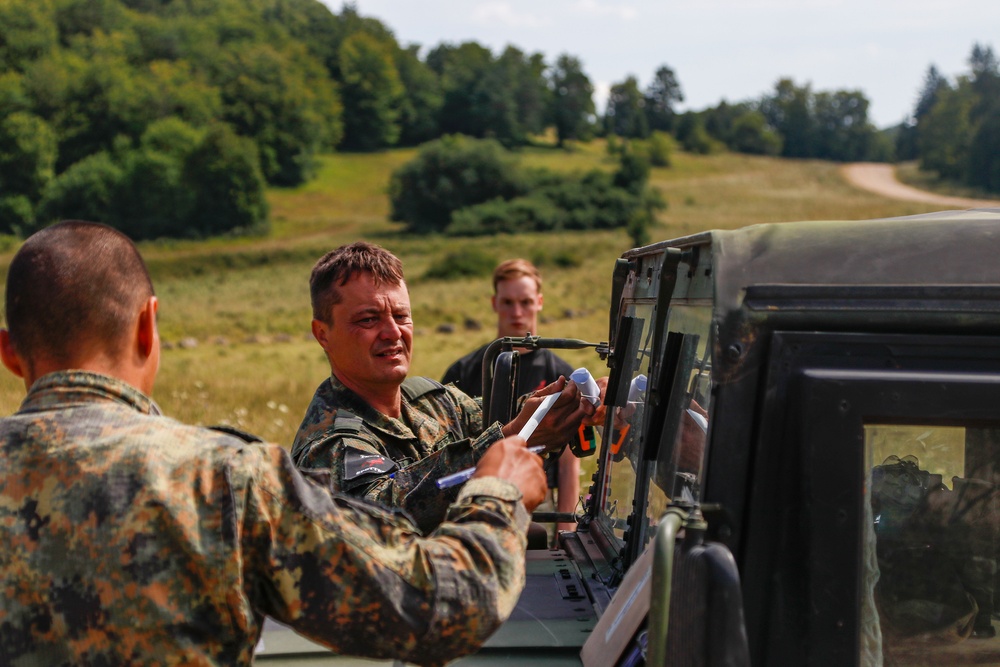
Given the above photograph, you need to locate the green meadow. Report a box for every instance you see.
[0,143,945,448]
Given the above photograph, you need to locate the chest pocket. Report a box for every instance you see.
[401,376,465,443]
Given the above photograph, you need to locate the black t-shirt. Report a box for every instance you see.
[443,345,574,488]
[442,345,574,399]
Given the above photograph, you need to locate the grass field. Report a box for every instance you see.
[0,143,948,451]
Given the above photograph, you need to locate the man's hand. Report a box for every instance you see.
[501,377,595,452]
[474,436,547,512]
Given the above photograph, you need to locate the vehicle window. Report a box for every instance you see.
[596,298,714,559]
[641,303,713,551]
[599,302,654,548]
[863,423,1000,664]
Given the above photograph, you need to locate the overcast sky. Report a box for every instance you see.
[326,0,999,129]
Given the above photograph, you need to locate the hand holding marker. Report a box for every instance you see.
[435,369,599,490]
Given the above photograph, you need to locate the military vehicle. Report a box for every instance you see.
[259,207,1000,666]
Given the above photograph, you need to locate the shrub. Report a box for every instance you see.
[0,195,34,235]
[112,147,194,240]
[447,195,566,236]
[37,151,123,227]
[389,135,526,233]
[182,124,269,237]
[423,246,497,280]
[646,131,676,167]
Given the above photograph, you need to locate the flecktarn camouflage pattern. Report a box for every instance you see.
[0,371,529,666]
[291,374,505,533]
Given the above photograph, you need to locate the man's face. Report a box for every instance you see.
[313,272,413,393]
[492,275,543,338]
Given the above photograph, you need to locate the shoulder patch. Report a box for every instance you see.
[400,376,444,401]
[344,444,399,481]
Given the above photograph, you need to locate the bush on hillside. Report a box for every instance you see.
[388,135,527,233]
[423,247,497,280]
[646,131,676,167]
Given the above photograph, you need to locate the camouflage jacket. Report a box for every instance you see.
[291,374,506,533]
[0,371,529,667]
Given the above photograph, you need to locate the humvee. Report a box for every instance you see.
[259,208,1000,666]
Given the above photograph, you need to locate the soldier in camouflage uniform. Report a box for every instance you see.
[291,242,594,533]
[0,221,547,666]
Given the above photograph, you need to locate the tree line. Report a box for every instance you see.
[895,44,1000,194]
[1,0,994,240]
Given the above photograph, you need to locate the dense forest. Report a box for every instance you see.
[0,0,996,241]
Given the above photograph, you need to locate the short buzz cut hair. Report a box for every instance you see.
[492,258,542,294]
[5,220,154,370]
[310,241,405,323]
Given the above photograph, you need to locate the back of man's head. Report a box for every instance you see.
[5,221,154,372]
[492,258,542,294]
[310,241,405,322]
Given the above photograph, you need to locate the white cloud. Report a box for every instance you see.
[471,2,550,28]
[572,0,638,20]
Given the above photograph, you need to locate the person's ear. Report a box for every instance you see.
[491,295,498,313]
[312,319,330,349]
[136,296,158,360]
[537,291,544,311]
[0,329,25,379]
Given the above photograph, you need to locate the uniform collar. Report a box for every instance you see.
[327,374,419,440]
[20,370,162,416]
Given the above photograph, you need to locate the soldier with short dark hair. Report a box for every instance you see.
[0,221,547,666]
[292,242,593,534]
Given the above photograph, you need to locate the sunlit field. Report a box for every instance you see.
[0,144,947,458]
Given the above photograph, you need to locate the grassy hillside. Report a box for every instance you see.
[0,144,944,448]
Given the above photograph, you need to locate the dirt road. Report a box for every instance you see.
[841,163,1000,209]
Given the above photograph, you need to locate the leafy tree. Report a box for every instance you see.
[0,0,58,72]
[915,65,950,120]
[338,32,404,151]
[969,102,1000,192]
[760,78,815,158]
[499,46,549,139]
[675,112,723,154]
[549,54,595,147]
[605,76,648,139]
[112,146,192,240]
[918,79,974,181]
[182,124,269,237]
[968,43,1000,123]
[0,112,57,201]
[812,90,877,161]
[897,65,950,161]
[0,195,34,235]
[215,41,342,185]
[388,135,526,233]
[644,65,683,133]
[394,45,442,145]
[729,110,782,155]
[427,41,495,138]
[426,42,549,145]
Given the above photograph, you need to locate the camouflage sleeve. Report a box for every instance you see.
[240,445,529,666]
